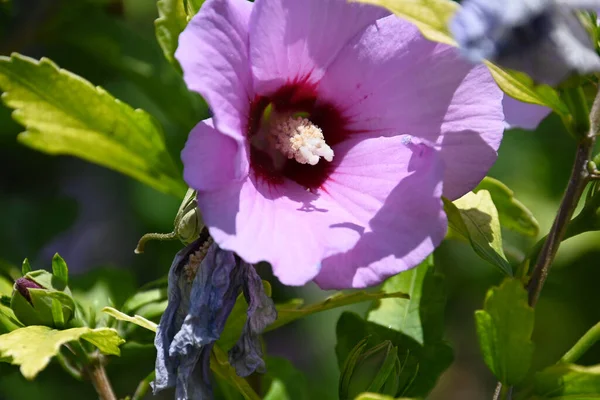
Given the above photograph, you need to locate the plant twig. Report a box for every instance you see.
[526,88,600,307]
[84,359,117,400]
[561,321,600,364]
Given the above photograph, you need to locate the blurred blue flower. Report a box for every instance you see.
[451,0,600,85]
[153,236,277,399]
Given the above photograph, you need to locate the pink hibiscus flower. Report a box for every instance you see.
[177,0,506,289]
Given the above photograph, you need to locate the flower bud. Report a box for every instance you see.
[339,339,402,400]
[10,270,75,328]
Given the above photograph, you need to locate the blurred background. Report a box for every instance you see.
[1,0,599,399]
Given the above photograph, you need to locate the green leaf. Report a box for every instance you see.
[51,253,68,285]
[352,0,457,46]
[263,357,310,400]
[485,63,567,115]
[444,191,512,276]
[0,325,124,379]
[121,288,167,314]
[0,304,23,333]
[0,53,186,198]
[185,0,204,15]
[102,306,158,333]
[21,259,31,275]
[533,363,600,399]
[475,278,534,386]
[155,0,188,68]
[475,177,539,237]
[368,256,445,345]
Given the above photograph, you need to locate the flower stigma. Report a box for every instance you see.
[268,114,334,166]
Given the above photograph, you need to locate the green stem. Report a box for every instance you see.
[134,232,177,254]
[131,371,155,400]
[56,350,83,381]
[493,383,512,400]
[561,322,600,364]
[84,359,117,400]
[526,89,599,306]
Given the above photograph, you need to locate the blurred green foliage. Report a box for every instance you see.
[0,1,599,400]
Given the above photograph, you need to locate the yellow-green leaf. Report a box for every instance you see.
[444,191,512,275]
[533,363,600,399]
[155,0,188,68]
[475,177,539,237]
[485,62,567,115]
[0,53,186,198]
[102,306,157,333]
[352,0,457,46]
[0,326,124,379]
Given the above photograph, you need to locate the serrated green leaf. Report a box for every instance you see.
[475,278,534,386]
[444,191,512,276]
[533,363,600,399]
[155,0,188,68]
[0,53,186,197]
[21,259,31,275]
[102,306,157,333]
[368,256,445,346]
[352,0,565,113]
[51,253,68,285]
[0,325,124,379]
[475,177,539,237]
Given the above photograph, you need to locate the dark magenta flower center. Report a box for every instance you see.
[247,80,351,190]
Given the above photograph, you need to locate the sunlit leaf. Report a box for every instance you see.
[0,325,124,379]
[444,191,512,276]
[368,256,445,345]
[155,0,188,68]
[0,53,186,197]
[475,279,534,386]
[475,177,539,237]
[485,63,567,115]
[102,306,157,333]
[352,0,457,46]
[51,253,68,285]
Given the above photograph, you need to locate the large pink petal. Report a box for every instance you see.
[181,119,239,191]
[316,15,504,200]
[314,136,447,289]
[248,0,386,94]
[196,177,354,286]
[175,0,253,178]
[502,95,551,130]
